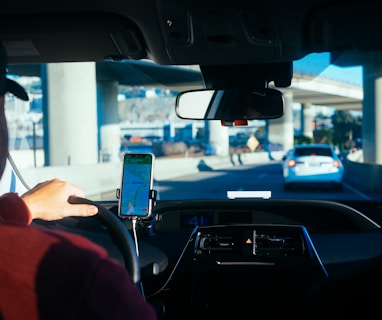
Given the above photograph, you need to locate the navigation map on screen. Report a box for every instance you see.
[119,153,153,217]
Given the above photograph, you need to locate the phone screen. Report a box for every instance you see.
[118,152,154,218]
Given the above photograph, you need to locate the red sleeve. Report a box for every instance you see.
[0,192,32,225]
[33,230,158,319]
[79,258,158,319]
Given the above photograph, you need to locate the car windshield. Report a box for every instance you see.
[293,147,333,157]
[2,52,372,202]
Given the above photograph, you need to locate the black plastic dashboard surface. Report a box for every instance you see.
[152,199,380,233]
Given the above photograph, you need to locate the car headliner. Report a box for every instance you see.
[0,0,380,70]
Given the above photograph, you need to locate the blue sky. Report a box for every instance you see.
[294,52,362,86]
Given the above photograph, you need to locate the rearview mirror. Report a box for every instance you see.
[175,88,284,120]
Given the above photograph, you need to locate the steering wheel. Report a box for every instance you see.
[68,196,140,285]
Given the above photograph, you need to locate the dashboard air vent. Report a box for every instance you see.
[254,231,304,256]
[198,234,236,251]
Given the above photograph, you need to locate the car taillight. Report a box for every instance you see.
[287,159,296,167]
[333,160,341,167]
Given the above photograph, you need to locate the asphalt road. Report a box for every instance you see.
[156,161,378,202]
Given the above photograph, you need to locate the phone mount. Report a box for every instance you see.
[115,188,158,296]
[149,189,157,206]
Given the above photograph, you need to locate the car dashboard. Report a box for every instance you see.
[33,198,382,319]
[148,223,327,319]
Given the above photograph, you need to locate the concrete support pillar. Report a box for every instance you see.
[206,120,229,156]
[97,81,121,162]
[46,62,98,165]
[97,81,119,124]
[268,91,294,152]
[363,64,382,163]
[164,123,175,140]
[301,102,314,138]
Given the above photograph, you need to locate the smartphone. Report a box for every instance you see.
[118,152,155,218]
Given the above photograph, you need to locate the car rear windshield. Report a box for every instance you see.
[294,147,333,157]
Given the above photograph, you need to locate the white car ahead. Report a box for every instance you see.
[283,144,344,191]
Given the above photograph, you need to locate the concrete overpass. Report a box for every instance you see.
[288,72,362,111]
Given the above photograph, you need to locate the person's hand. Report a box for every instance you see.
[21,178,98,221]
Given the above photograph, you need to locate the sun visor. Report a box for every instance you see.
[307,1,382,54]
[0,13,148,64]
